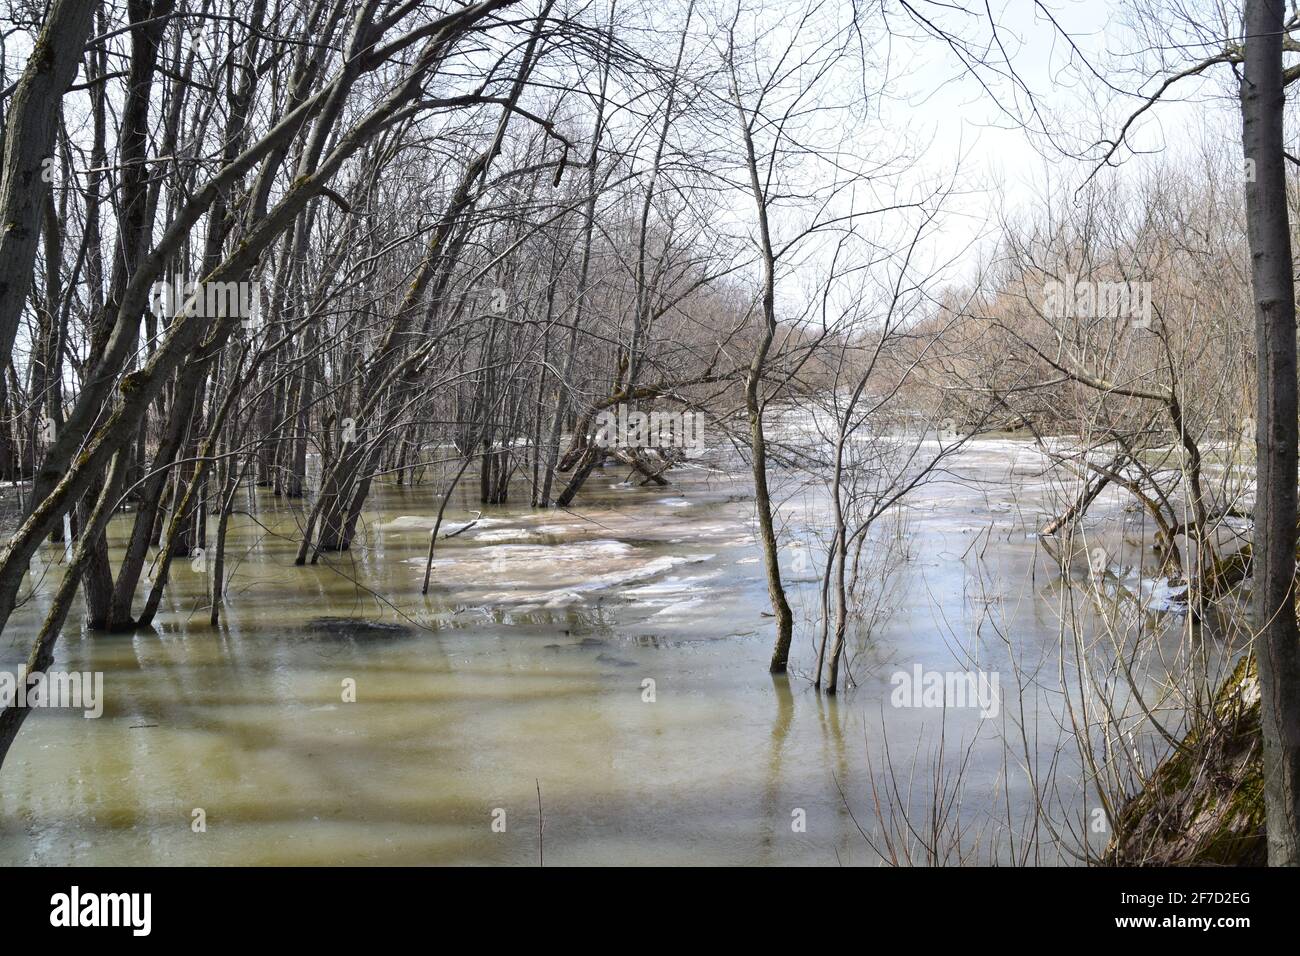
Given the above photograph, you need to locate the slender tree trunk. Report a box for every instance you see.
[0,0,97,365]
[747,359,795,673]
[422,453,475,593]
[1243,0,1300,866]
[730,48,794,673]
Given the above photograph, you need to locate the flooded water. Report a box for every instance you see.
[0,438,1197,865]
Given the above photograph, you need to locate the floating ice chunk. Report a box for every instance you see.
[380,515,511,531]
[1143,577,1190,612]
[651,597,708,618]
[472,528,539,543]
[621,573,722,598]
[478,551,714,607]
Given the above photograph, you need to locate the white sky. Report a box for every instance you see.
[881,0,1239,276]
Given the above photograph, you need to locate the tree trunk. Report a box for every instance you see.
[730,50,794,674]
[1242,0,1300,866]
[0,0,97,366]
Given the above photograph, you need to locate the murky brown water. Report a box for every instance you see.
[0,439,1195,864]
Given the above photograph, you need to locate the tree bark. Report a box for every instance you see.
[729,44,794,673]
[1242,0,1300,866]
[0,0,96,367]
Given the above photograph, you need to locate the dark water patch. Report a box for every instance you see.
[300,617,416,640]
[595,652,637,667]
[543,636,606,650]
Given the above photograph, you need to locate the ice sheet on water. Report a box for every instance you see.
[413,538,719,609]
[379,514,511,531]
[471,528,540,543]
[480,553,718,608]
[650,597,708,618]
[1141,576,1190,612]
[620,572,722,599]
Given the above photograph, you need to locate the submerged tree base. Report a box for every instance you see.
[1104,653,1266,866]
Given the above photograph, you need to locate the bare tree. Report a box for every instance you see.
[1242,0,1300,867]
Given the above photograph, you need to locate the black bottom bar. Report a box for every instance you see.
[0,865,1289,941]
